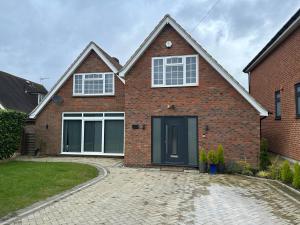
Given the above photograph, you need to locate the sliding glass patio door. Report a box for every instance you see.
[84,121,102,152]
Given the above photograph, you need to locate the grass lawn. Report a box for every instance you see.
[0,161,98,218]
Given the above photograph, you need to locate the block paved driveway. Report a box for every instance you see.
[11,157,300,225]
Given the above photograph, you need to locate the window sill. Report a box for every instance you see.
[151,84,199,88]
[72,94,115,97]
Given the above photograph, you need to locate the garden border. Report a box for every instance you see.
[240,174,300,204]
[0,162,108,225]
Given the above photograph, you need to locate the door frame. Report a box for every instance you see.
[151,116,199,167]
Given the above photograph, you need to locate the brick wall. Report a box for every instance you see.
[249,28,300,160]
[124,24,261,167]
[33,50,125,155]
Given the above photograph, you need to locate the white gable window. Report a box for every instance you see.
[73,73,114,96]
[152,55,198,87]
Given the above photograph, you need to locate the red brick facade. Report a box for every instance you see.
[124,25,261,167]
[34,50,124,155]
[249,28,300,161]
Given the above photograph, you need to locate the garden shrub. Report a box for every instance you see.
[292,163,300,189]
[256,170,270,178]
[225,160,253,175]
[0,110,26,159]
[259,138,270,170]
[207,149,218,164]
[268,156,281,180]
[199,148,207,163]
[217,144,224,165]
[280,160,293,184]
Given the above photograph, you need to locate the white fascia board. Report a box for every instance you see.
[29,43,120,119]
[245,16,300,72]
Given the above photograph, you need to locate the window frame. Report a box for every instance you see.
[275,90,281,120]
[151,54,199,88]
[61,112,125,156]
[72,72,115,96]
[295,83,300,118]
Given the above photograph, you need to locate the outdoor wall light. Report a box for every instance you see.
[167,104,175,109]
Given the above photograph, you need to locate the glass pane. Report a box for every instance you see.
[104,120,124,153]
[74,75,82,94]
[63,120,81,152]
[84,121,102,152]
[186,56,197,84]
[188,117,197,166]
[153,59,163,85]
[84,79,103,94]
[152,118,161,164]
[105,74,113,93]
[104,113,124,117]
[83,113,103,117]
[64,113,82,117]
[171,126,177,155]
[276,101,281,117]
[297,97,300,115]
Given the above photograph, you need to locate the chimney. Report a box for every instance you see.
[112,57,119,64]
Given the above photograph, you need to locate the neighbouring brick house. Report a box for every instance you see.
[244,9,300,162]
[29,15,268,167]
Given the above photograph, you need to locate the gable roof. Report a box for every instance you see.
[119,14,268,116]
[243,9,300,73]
[0,71,47,113]
[29,42,123,119]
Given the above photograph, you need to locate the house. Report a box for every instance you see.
[243,9,300,162]
[29,15,268,167]
[0,71,47,113]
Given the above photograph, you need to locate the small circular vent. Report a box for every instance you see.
[165,41,172,48]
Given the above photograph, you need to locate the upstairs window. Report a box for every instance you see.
[275,90,281,120]
[152,55,198,87]
[295,83,300,118]
[73,73,114,96]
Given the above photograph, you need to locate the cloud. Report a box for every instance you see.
[0,0,298,90]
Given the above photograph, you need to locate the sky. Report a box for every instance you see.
[0,0,299,90]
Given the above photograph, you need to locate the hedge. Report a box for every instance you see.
[0,110,26,159]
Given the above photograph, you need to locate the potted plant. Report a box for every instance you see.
[208,149,218,174]
[217,144,225,173]
[199,148,207,173]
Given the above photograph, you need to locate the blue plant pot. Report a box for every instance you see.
[209,164,217,175]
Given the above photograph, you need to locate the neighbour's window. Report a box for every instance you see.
[152,55,198,87]
[295,83,300,118]
[73,73,114,95]
[275,90,281,120]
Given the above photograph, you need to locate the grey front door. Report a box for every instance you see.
[162,117,187,165]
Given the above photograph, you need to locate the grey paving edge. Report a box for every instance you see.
[0,162,108,225]
[240,174,300,204]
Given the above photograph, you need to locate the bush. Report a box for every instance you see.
[199,148,207,163]
[0,110,26,159]
[268,156,281,180]
[217,144,224,165]
[280,160,293,184]
[238,160,254,176]
[259,138,270,170]
[256,170,270,178]
[292,163,300,189]
[225,160,253,175]
[207,149,218,164]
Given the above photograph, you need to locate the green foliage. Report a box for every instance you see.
[207,149,218,164]
[280,160,293,184]
[256,170,270,178]
[268,156,281,180]
[217,144,224,165]
[199,148,207,163]
[259,138,270,170]
[225,160,253,175]
[0,110,26,159]
[292,163,300,189]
